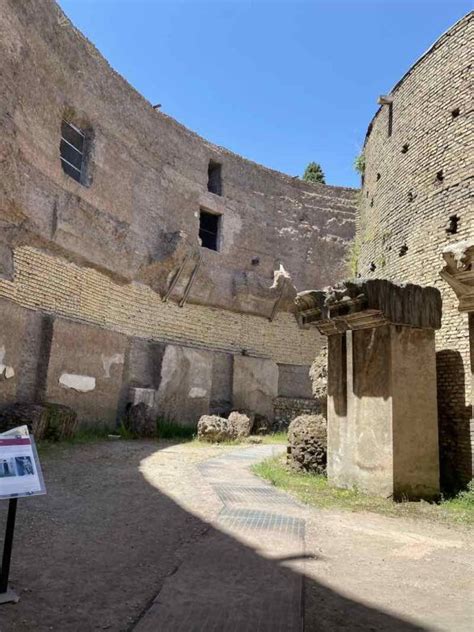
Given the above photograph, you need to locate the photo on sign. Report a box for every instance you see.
[0,428,46,499]
[0,458,16,478]
[15,456,35,476]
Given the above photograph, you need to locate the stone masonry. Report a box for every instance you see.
[355,13,473,486]
[297,280,442,500]
[0,0,356,426]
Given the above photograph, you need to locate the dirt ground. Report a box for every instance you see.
[0,440,472,631]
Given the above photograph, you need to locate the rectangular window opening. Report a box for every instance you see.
[387,103,393,137]
[199,209,220,251]
[207,160,222,196]
[60,120,85,183]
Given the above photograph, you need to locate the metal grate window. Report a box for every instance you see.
[199,210,220,251]
[60,120,85,183]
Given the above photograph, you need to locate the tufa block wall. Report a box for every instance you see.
[356,13,473,486]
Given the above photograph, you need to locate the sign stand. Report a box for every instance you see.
[0,428,46,605]
[0,498,19,604]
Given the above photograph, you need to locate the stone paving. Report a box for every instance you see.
[134,445,307,631]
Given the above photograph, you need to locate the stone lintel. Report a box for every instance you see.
[296,279,441,334]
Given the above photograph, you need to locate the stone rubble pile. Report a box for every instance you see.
[197,411,252,443]
[0,402,78,440]
[287,414,327,474]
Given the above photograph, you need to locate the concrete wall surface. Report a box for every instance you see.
[0,298,28,406]
[0,0,356,313]
[278,364,313,399]
[392,326,439,498]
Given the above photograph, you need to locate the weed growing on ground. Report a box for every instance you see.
[258,431,288,444]
[253,455,474,526]
[187,431,288,448]
[158,420,195,440]
[37,425,111,454]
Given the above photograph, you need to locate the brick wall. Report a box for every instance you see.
[0,0,356,313]
[356,13,473,486]
[0,247,324,367]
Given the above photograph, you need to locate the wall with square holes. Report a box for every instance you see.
[355,13,473,487]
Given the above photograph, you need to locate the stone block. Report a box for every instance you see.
[45,318,127,427]
[156,345,213,426]
[232,356,278,421]
[228,411,252,438]
[123,402,156,438]
[328,324,440,500]
[277,363,313,399]
[197,415,234,443]
[129,387,155,409]
[288,414,327,474]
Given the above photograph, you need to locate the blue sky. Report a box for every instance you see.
[58,1,470,188]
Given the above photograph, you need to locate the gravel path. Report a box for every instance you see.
[135,445,304,631]
[0,440,471,631]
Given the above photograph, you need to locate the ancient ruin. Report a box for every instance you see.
[296,280,441,499]
[0,4,472,631]
[0,1,471,501]
[0,0,356,431]
[354,12,473,489]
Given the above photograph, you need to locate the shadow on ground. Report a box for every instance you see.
[0,440,427,631]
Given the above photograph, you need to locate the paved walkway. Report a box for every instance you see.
[134,445,306,631]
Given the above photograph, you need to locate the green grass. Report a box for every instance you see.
[158,420,195,440]
[37,426,112,454]
[187,430,288,448]
[259,431,288,444]
[253,455,474,526]
[115,419,196,441]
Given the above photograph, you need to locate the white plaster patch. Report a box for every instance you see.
[101,353,124,378]
[0,345,15,380]
[189,387,207,399]
[59,373,96,392]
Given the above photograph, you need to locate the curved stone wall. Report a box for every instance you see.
[356,13,473,485]
[0,0,356,425]
[0,0,355,310]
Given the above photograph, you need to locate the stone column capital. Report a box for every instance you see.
[440,239,474,313]
[295,279,441,335]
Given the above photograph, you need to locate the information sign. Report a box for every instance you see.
[0,426,46,499]
[0,426,46,604]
